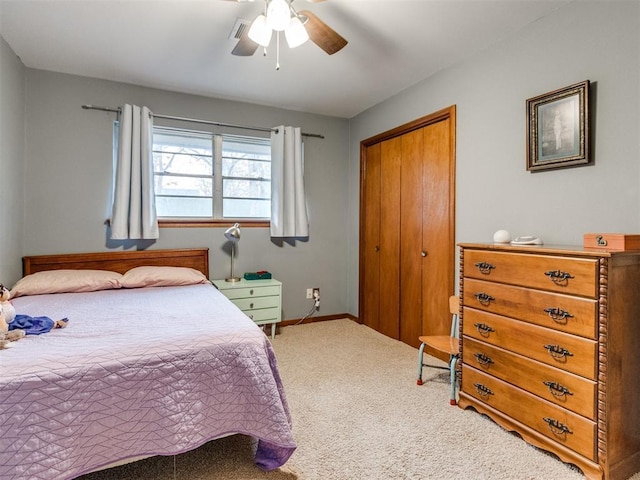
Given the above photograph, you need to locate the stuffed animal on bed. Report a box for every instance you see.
[0,284,24,349]
[0,293,7,334]
[0,284,16,324]
[0,302,25,349]
[0,283,69,337]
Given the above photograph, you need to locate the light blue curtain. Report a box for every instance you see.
[111,104,159,240]
[270,126,309,238]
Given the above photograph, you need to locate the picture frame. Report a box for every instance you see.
[526,80,590,172]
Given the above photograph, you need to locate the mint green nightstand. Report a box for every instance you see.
[211,278,282,338]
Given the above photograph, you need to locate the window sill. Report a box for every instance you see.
[159,219,270,228]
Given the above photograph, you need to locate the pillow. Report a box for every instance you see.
[120,266,208,288]
[11,269,123,298]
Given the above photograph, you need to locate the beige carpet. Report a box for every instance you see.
[80,319,624,479]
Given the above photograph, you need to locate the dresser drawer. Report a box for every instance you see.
[463,308,597,379]
[463,249,598,297]
[231,296,280,311]
[463,337,596,419]
[221,285,280,300]
[462,365,596,461]
[463,278,598,339]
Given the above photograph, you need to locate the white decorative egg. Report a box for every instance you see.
[493,230,511,243]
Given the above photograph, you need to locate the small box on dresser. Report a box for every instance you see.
[458,243,640,480]
[584,233,640,251]
[211,278,282,339]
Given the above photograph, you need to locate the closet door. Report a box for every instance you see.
[399,121,454,348]
[399,129,424,345]
[359,106,456,350]
[361,139,401,338]
[419,117,455,344]
[378,137,401,339]
[361,143,381,332]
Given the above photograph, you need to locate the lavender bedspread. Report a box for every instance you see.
[0,284,296,479]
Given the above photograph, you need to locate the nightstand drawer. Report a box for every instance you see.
[222,285,280,300]
[231,296,280,311]
[244,307,280,322]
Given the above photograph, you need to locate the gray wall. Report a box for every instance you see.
[0,35,25,285]
[347,0,640,314]
[20,70,350,320]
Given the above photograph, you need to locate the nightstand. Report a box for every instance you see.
[211,278,282,338]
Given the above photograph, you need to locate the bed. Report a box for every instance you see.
[0,248,296,480]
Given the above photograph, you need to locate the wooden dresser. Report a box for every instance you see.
[458,243,640,480]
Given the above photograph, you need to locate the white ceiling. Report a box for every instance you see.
[0,0,572,118]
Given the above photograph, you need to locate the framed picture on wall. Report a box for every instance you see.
[526,80,590,172]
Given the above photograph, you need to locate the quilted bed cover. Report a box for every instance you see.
[0,284,296,479]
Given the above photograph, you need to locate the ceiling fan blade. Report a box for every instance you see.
[232,30,259,56]
[299,10,347,55]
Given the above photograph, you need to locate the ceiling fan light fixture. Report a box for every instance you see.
[248,14,272,47]
[266,0,291,32]
[285,16,309,48]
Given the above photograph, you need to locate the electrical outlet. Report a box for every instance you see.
[306,288,313,299]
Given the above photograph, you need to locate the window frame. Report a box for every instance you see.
[151,126,271,227]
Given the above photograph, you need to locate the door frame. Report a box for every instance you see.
[358,105,457,333]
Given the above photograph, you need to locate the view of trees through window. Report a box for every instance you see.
[152,127,271,219]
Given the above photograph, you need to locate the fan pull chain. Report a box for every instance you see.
[262,0,268,58]
[276,32,281,70]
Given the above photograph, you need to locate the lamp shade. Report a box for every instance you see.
[248,14,272,47]
[224,223,241,243]
[285,17,309,48]
[266,0,290,31]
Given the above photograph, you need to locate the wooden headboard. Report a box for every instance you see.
[22,248,210,277]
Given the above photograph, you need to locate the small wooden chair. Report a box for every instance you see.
[416,295,460,405]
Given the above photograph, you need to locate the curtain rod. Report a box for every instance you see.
[81,104,324,139]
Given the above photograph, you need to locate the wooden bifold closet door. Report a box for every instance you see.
[359,106,456,350]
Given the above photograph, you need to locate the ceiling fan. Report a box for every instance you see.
[226,0,348,63]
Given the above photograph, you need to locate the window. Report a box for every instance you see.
[151,127,271,221]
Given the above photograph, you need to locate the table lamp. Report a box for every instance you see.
[224,223,241,282]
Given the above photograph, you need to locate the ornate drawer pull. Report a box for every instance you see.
[474,352,494,366]
[543,417,573,436]
[474,262,495,274]
[250,289,254,295]
[473,383,494,398]
[474,323,495,337]
[544,344,574,359]
[544,307,574,323]
[543,381,573,398]
[250,302,254,309]
[544,269,575,285]
[474,292,495,306]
